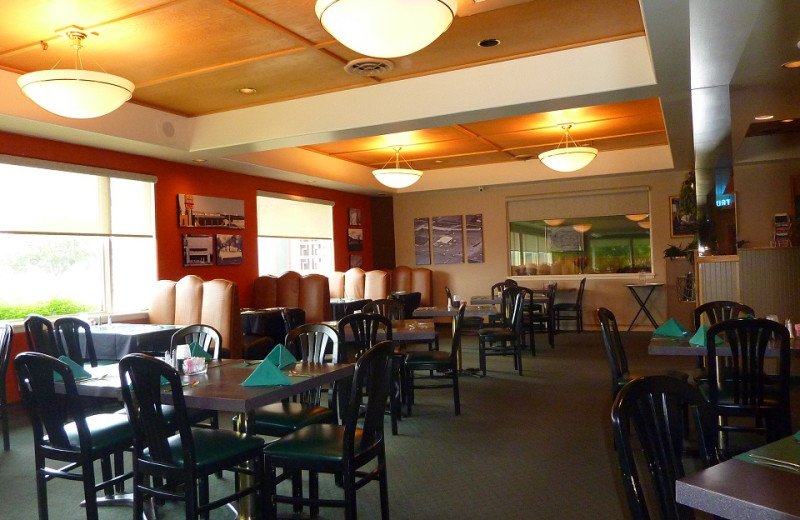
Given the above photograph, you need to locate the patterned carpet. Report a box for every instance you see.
[2,328,789,519]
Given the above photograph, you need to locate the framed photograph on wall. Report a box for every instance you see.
[669,195,697,237]
[348,228,363,251]
[465,213,484,263]
[216,234,243,265]
[414,217,431,265]
[348,208,362,226]
[432,215,464,264]
[182,234,214,266]
[349,254,362,268]
[177,194,244,229]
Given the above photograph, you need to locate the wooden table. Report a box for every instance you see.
[322,318,436,343]
[676,435,800,519]
[648,335,800,357]
[70,358,355,519]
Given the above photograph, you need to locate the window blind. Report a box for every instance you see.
[257,191,334,239]
[507,187,650,222]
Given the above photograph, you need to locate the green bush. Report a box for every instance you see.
[0,299,95,320]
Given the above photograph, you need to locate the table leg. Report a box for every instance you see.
[233,411,258,520]
[626,286,659,332]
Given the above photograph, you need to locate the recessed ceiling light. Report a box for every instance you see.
[192,158,207,163]
[305,180,317,184]
[434,159,444,164]
[781,119,794,123]
[754,114,774,120]
[238,87,257,95]
[478,38,500,48]
[781,60,800,69]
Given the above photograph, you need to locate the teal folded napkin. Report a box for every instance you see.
[653,318,689,338]
[266,343,297,370]
[242,359,291,387]
[54,355,92,381]
[189,341,212,359]
[689,325,723,347]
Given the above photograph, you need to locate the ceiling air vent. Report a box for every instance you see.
[344,58,394,77]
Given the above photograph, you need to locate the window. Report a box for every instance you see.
[507,188,651,275]
[257,192,334,276]
[0,157,156,319]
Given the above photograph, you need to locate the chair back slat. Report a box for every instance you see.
[693,300,754,329]
[337,313,392,362]
[54,317,98,367]
[24,314,61,357]
[170,324,222,360]
[362,299,405,320]
[343,340,393,455]
[597,307,629,396]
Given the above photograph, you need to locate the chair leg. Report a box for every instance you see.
[344,473,357,520]
[35,461,49,520]
[479,337,487,376]
[310,470,320,517]
[452,369,461,416]
[82,462,99,520]
[292,470,303,513]
[1,393,9,451]
[378,451,390,520]
[265,465,278,520]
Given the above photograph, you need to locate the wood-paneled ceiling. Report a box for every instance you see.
[0,0,666,175]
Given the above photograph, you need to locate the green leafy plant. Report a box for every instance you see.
[663,238,698,265]
[0,299,94,320]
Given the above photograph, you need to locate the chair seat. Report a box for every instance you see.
[478,328,516,341]
[61,413,132,452]
[146,429,264,468]
[118,404,216,428]
[265,423,362,465]
[552,303,577,311]
[250,402,337,435]
[405,350,451,365]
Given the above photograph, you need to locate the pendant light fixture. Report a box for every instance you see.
[372,146,422,188]
[572,223,592,233]
[17,28,134,119]
[315,0,458,58]
[538,123,598,173]
[625,214,649,221]
[543,219,565,226]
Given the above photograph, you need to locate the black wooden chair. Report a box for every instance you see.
[553,277,587,332]
[0,323,13,451]
[54,317,98,367]
[24,314,61,357]
[119,353,267,520]
[338,313,400,435]
[264,340,392,520]
[597,307,688,397]
[445,285,483,335]
[705,318,792,455]
[15,352,133,520]
[517,286,538,356]
[477,287,524,376]
[611,375,719,520]
[170,323,222,360]
[530,283,557,349]
[692,301,755,380]
[363,298,405,320]
[404,302,464,416]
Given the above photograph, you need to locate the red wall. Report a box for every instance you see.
[1,130,375,401]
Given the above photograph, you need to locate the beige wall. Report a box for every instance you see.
[393,169,689,330]
[735,159,800,248]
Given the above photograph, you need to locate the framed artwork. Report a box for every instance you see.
[432,215,464,264]
[348,208,362,226]
[182,234,213,266]
[414,217,431,265]
[349,254,363,268]
[215,234,243,265]
[177,194,244,229]
[669,195,697,237]
[465,213,484,263]
[546,226,583,252]
[347,227,363,251]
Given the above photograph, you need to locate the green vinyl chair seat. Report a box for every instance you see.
[250,402,337,435]
[405,349,450,365]
[265,423,360,465]
[60,413,133,452]
[142,429,266,469]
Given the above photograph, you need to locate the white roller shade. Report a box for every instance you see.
[257,191,334,239]
[507,187,650,222]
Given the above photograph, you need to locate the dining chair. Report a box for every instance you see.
[15,352,133,520]
[263,340,393,520]
[611,375,719,520]
[389,291,421,320]
[692,301,756,379]
[54,317,98,367]
[404,302,464,416]
[517,286,537,356]
[530,283,557,349]
[705,318,792,455]
[477,287,524,376]
[553,277,586,332]
[362,298,406,320]
[24,314,61,357]
[170,323,222,360]
[118,353,267,520]
[445,286,483,335]
[597,307,689,397]
[337,312,401,435]
[0,323,13,451]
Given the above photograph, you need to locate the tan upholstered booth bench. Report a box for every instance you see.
[252,272,331,323]
[328,266,433,307]
[147,275,244,358]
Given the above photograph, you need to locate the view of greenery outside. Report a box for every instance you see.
[510,215,652,275]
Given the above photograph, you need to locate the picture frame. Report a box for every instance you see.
[215,234,243,265]
[177,194,244,229]
[432,215,464,264]
[348,208,362,226]
[669,195,697,237]
[414,217,431,265]
[465,213,484,263]
[349,253,362,268]
[182,234,214,266]
[347,228,363,251]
